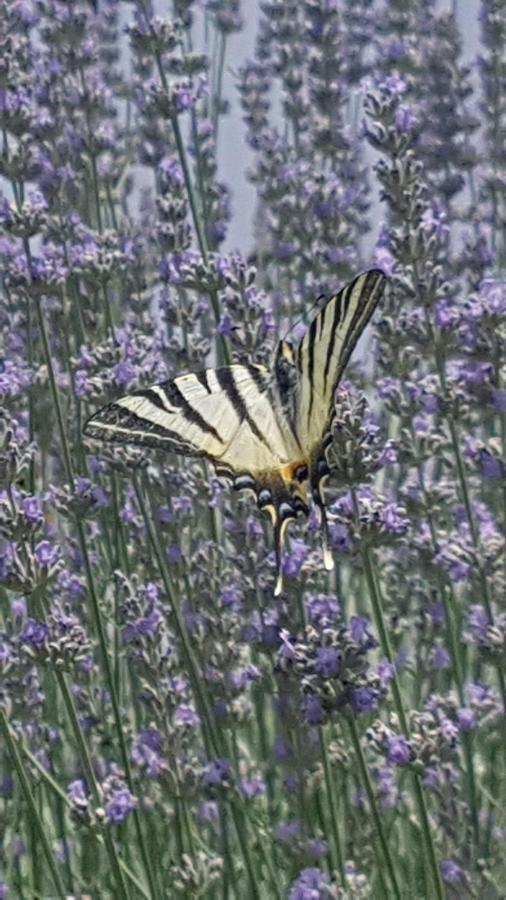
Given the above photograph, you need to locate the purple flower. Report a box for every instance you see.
[20,619,49,647]
[440,859,463,884]
[429,646,451,670]
[112,360,136,387]
[202,759,232,788]
[386,734,412,767]
[303,695,325,725]
[478,448,504,480]
[491,388,506,413]
[289,868,330,900]
[314,647,340,678]
[105,787,136,824]
[20,496,43,525]
[381,502,409,534]
[305,594,340,625]
[306,838,327,861]
[349,616,375,648]
[282,539,308,578]
[67,779,88,804]
[276,820,302,845]
[239,772,266,799]
[174,704,200,728]
[34,540,60,568]
[352,687,378,713]
[457,707,476,731]
[377,659,395,686]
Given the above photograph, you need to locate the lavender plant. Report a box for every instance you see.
[0,1,504,898]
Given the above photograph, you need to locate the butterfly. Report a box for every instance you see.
[83,269,386,595]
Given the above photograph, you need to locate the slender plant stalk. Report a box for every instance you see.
[138,0,231,365]
[212,30,227,141]
[408,422,480,846]
[350,487,445,900]
[19,742,151,899]
[348,716,402,900]
[54,671,130,900]
[318,728,346,886]
[133,472,263,900]
[32,291,157,899]
[0,711,67,900]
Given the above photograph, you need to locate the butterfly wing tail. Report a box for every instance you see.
[255,475,309,596]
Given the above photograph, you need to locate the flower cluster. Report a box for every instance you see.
[0,1,503,897]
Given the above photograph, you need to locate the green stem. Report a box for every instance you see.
[55,672,129,900]
[318,729,346,886]
[350,487,445,900]
[19,742,150,900]
[33,295,157,899]
[212,30,227,142]
[133,472,262,899]
[432,340,506,712]
[348,716,402,900]
[410,434,480,847]
[0,712,67,900]
[138,1,230,364]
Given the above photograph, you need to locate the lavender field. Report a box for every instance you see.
[1,1,505,897]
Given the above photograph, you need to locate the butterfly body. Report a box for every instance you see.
[84,270,386,594]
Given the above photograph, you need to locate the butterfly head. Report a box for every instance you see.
[274,340,298,397]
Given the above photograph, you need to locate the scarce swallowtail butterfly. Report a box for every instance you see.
[84,269,386,595]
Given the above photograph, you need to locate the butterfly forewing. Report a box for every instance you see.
[83,363,297,475]
[295,269,386,449]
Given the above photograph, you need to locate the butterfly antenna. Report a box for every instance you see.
[282,294,326,344]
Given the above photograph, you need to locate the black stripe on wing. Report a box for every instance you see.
[327,270,386,392]
[306,315,318,425]
[161,381,225,443]
[215,367,273,452]
[322,280,350,393]
[83,402,201,456]
[195,370,212,394]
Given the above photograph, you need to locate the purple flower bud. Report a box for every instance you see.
[203,758,232,788]
[20,618,49,647]
[112,360,136,387]
[440,859,463,884]
[457,707,476,731]
[67,779,87,803]
[478,448,505,480]
[105,787,136,824]
[314,647,340,678]
[386,734,412,767]
[289,867,329,900]
[303,695,325,725]
[239,773,265,799]
[352,686,378,713]
[174,704,200,728]
[491,388,506,413]
[276,820,302,845]
[377,659,395,686]
[34,540,60,568]
[20,496,43,525]
[218,313,234,336]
